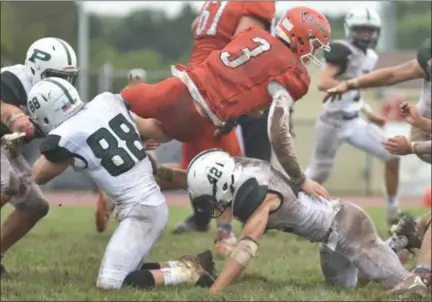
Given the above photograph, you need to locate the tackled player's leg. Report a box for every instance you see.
[96,191,168,290]
[0,148,49,276]
[319,202,425,294]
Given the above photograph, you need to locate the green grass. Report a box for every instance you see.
[0,205,429,301]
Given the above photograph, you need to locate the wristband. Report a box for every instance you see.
[4,112,26,129]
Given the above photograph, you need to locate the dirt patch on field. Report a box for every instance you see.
[43,190,424,208]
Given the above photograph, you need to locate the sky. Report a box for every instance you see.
[83,1,381,17]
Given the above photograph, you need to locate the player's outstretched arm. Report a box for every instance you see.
[209,193,277,293]
[135,117,172,143]
[32,155,72,185]
[154,165,187,189]
[267,82,305,186]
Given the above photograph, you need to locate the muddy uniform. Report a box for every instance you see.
[306,40,397,183]
[0,65,47,211]
[39,92,167,289]
[227,157,412,288]
[411,38,431,163]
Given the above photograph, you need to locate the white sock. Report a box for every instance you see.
[387,195,398,208]
[160,267,193,286]
[166,260,180,269]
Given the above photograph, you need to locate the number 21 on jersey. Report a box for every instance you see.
[86,114,146,177]
[195,1,228,36]
[220,37,271,68]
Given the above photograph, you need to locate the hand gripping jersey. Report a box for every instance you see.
[416,38,431,119]
[0,64,34,137]
[39,92,162,206]
[226,157,339,243]
[189,1,275,67]
[183,27,310,123]
[322,40,379,114]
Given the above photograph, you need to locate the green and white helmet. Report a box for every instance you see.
[344,7,382,49]
[25,37,79,85]
[27,77,84,135]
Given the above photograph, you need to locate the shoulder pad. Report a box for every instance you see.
[0,71,27,106]
[233,178,268,222]
[417,38,431,81]
[324,40,354,64]
[243,2,275,26]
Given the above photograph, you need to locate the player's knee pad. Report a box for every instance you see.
[15,185,49,218]
[122,269,156,289]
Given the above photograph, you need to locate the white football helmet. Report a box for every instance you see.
[128,68,147,84]
[27,77,84,135]
[344,8,381,49]
[25,38,79,85]
[187,149,237,217]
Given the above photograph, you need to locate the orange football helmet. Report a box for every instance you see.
[275,6,331,66]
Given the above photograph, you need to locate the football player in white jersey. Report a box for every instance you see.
[24,77,193,289]
[325,37,431,163]
[0,37,78,276]
[184,149,430,296]
[305,8,402,225]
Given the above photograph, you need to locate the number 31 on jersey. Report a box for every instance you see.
[220,37,271,68]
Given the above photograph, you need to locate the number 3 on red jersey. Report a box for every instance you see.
[220,37,271,68]
[196,1,229,36]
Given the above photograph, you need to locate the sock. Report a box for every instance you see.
[387,195,398,207]
[166,260,180,268]
[217,223,233,235]
[140,262,161,270]
[160,267,195,286]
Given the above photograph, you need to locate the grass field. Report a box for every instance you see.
[0,200,429,301]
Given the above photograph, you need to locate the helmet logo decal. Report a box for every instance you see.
[207,166,223,185]
[28,49,51,63]
[300,12,329,37]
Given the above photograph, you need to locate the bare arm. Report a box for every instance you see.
[267,82,305,186]
[191,17,198,33]
[209,193,280,293]
[135,117,172,143]
[414,118,432,134]
[317,63,343,91]
[32,155,73,185]
[154,165,187,189]
[413,140,432,157]
[348,59,425,89]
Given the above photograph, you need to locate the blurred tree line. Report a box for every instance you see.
[1,1,431,71]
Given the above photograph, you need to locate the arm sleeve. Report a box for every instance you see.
[416,38,431,81]
[323,41,353,65]
[267,82,306,186]
[243,1,275,26]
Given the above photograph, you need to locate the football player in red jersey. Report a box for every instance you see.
[122,6,332,211]
[170,1,276,256]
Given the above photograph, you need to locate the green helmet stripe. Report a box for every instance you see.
[44,78,75,104]
[56,38,72,65]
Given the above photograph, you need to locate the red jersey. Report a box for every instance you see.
[186,27,311,121]
[188,1,275,67]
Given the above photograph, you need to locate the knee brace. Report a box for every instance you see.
[122,269,156,289]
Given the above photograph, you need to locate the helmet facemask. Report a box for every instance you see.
[347,25,381,50]
[300,35,331,67]
[41,68,79,86]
